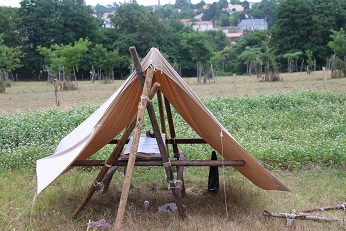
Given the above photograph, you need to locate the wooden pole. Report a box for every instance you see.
[130,49,183,214]
[176,151,186,197]
[72,81,160,219]
[323,67,327,91]
[146,92,186,219]
[102,83,161,193]
[157,90,166,134]
[109,138,206,145]
[72,116,137,218]
[71,159,246,167]
[114,47,186,230]
[53,79,60,107]
[114,68,154,230]
[164,97,179,156]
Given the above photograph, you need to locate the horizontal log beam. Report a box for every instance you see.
[108,138,206,145]
[72,159,245,167]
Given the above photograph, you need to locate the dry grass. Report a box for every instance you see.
[1,167,345,230]
[1,70,345,114]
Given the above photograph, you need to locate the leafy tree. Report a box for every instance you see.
[202,3,217,21]
[327,29,346,77]
[239,46,263,77]
[250,0,277,27]
[175,0,192,9]
[156,5,176,19]
[183,31,213,82]
[195,0,206,9]
[217,0,228,10]
[19,0,100,76]
[305,49,314,74]
[210,46,236,74]
[91,44,126,82]
[261,40,278,81]
[0,34,23,74]
[204,30,230,52]
[229,11,245,26]
[282,51,303,72]
[328,28,346,59]
[110,1,163,57]
[0,7,21,48]
[37,38,91,89]
[271,0,346,70]
[0,34,22,92]
[233,30,268,73]
[230,0,241,4]
[242,1,250,9]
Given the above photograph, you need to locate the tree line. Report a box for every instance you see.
[0,0,346,82]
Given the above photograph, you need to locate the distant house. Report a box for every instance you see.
[203,4,210,10]
[102,12,115,19]
[238,19,268,32]
[194,13,204,21]
[103,18,113,28]
[226,33,243,44]
[180,20,213,32]
[223,4,244,14]
[102,12,116,28]
[213,26,240,34]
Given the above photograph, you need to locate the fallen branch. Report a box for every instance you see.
[263,210,345,223]
[301,202,346,213]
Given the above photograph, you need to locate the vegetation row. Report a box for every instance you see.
[1,91,345,171]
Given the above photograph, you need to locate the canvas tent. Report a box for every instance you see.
[36,47,289,196]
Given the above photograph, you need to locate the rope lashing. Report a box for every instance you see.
[104,163,112,168]
[163,160,171,168]
[93,181,104,191]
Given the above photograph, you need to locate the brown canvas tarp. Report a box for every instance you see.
[36,48,288,195]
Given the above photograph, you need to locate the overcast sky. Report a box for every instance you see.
[1,0,260,8]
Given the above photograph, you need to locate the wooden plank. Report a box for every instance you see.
[109,138,206,145]
[71,159,246,167]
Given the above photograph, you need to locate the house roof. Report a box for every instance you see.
[226,32,243,37]
[36,48,289,195]
[239,19,267,25]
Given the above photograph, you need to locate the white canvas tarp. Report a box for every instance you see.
[36,48,289,195]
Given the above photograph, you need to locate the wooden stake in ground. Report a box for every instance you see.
[53,79,60,106]
[323,67,327,90]
[113,67,154,231]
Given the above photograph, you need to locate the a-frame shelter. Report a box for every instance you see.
[36,47,289,229]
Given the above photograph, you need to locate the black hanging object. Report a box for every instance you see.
[208,151,219,193]
[145,130,155,138]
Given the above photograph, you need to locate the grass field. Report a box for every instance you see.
[1,70,345,114]
[1,71,346,230]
